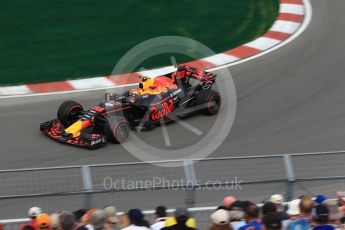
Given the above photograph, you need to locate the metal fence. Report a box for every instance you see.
[0,151,345,228]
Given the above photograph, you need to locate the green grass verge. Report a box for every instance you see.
[0,0,279,86]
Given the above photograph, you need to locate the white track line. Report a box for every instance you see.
[68,77,115,89]
[0,0,312,99]
[245,37,282,51]
[209,0,312,71]
[280,3,305,15]
[270,20,301,34]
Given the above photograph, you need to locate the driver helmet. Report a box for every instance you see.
[139,76,154,91]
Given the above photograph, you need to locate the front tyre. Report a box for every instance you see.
[105,118,131,143]
[57,100,83,126]
[195,89,221,115]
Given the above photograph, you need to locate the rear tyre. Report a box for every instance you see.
[195,89,221,115]
[57,100,83,127]
[104,118,131,143]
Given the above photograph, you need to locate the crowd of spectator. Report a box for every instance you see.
[10,192,345,230]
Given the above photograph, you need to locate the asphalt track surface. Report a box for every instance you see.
[1,0,345,169]
[1,0,345,220]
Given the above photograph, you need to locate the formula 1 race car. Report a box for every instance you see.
[40,65,221,149]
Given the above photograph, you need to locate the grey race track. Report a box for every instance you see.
[1,0,345,170]
[1,0,345,221]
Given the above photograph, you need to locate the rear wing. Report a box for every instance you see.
[169,65,217,88]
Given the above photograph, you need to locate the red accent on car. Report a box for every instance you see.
[91,106,105,112]
[150,99,174,120]
[82,120,92,128]
[153,76,176,88]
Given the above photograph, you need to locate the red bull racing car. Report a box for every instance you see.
[40,65,221,149]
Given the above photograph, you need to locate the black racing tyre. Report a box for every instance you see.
[57,100,83,127]
[104,118,131,143]
[195,89,221,115]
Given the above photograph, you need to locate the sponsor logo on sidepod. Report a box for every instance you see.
[150,99,174,120]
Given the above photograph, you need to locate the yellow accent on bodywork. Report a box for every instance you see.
[64,119,83,138]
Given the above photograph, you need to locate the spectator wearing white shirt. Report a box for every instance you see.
[151,206,168,230]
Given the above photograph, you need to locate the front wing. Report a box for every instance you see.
[40,119,107,149]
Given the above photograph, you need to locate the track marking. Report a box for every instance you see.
[0,0,312,99]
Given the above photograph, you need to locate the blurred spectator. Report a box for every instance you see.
[123,209,150,230]
[312,204,334,230]
[270,195,288,220]
[337,192,345,205]
[224,196,237,208]
[50,213,61,230]
[59,211,77,230]
[323,199,343,230]
[164,213,196,228]
[239,203,262,230]
[29,207,43,220]
[270,195,284,204]
[263,202,277,216]
[336,192,345,224]
[283,199,300,230]
[229,201,246,230]
[23,226,36,230]
[104,206,120,230]
[21,206,42,230]
[36,213,52,230]
[315,195,327,205]
[151,206,168,230]
[262,213,282,230]
[74,210,87,223]
[118,213,130,229]
[209,209,232,230]
[300,196,314,219]
[286,196,314,230]
[162,207,195,230]
[79,208,97,230]
[242,201,255,211]
[217,206,229,211]
[0,223,3,230]
[90,210,107,230]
